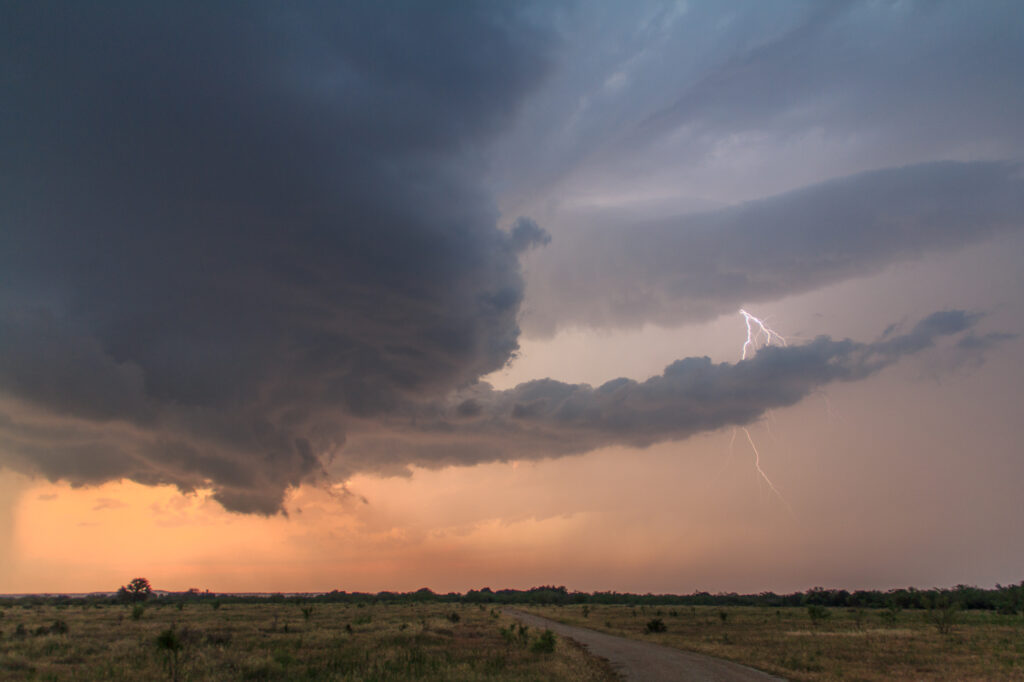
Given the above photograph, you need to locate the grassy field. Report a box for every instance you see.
[0,601,617,681]
[521,603,1024,680]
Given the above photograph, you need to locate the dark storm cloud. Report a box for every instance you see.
[0,2,557,512]
[341,311,984,470]
[523,161,1024,334]
[0,3,1016,515]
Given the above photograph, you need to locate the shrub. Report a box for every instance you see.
[807,604,830,628]
[301,605,314,621]
[531,629,556,653]
[645,618,667,633]
[925,595,960,635]
[446,611,460,623]
[131,604,145,621]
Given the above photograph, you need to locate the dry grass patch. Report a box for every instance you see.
[0,602,617,680]
[522,603,1024,681]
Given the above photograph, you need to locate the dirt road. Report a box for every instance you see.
[505,609,785,682]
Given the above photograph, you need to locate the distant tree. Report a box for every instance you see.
[119,577,153,603]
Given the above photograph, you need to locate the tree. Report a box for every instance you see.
[119,577,153,603]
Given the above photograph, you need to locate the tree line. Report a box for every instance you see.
[3,581,1021,614]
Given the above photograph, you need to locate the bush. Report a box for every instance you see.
[131,604,145,621]
[531,629,556,653]
[925,595,960,635]
[807,604,829,628]
[645,618,667,633]
[446,611,460,623]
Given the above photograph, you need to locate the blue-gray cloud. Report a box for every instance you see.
[524,161,1024,335]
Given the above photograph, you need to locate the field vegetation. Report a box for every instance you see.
[0,601,615,680]
[2,582,1021,680]
[521,602,1024,681]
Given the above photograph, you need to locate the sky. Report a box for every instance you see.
[2,0,1024,595]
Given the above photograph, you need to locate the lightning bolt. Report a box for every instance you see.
[741,426,791,513]
[739,308,787,359]
[735,308,792,512]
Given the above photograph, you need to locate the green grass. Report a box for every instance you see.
[521,603,1024,680]
[0,602,617,681]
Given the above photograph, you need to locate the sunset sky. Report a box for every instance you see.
[3,1,1024,595]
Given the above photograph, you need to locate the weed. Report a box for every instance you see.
[155,627,183,682]
[645,617,667,633]
[484,653,507,673]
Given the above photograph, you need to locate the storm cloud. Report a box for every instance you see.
[523,161,1024,335]
[1,2,556,512]
[0,3,1017,514]
[340,311,986,471]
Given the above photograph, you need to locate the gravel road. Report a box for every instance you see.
[504,609,785,682]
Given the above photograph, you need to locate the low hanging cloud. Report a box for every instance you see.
[523,161,1024,336]
[339,311,987,472]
